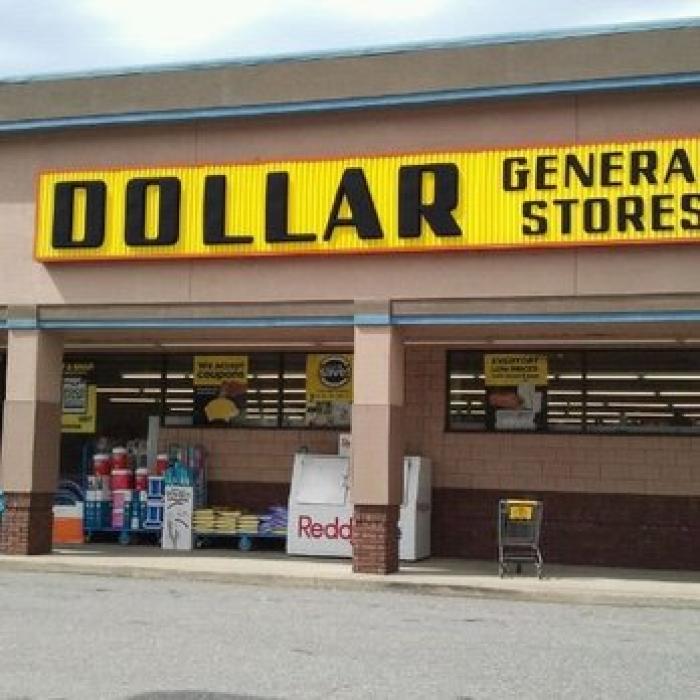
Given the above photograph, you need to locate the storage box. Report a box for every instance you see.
[52,503,84,544]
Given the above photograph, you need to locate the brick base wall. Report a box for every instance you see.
[203,481,700,570]
[207,481,290,512]
[433,488,700,570]
[352,504,400,574]
[0,492,54,555]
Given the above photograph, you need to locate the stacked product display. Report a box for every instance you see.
[176,444,207,508]
[192,508,242,533]
[83,452,113,530]
[236,514,261,534]
[83,441,206,545]
[193,504,288,551]
[84,444,155,543]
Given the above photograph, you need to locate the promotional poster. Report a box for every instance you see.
[61,361,97,434]
[484,354,548,431]
[305,354,353,427]
[193,355,248,426]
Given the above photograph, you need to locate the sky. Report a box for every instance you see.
[1,0,699,79]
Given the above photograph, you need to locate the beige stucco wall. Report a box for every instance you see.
[3,72,700,500]
[2,89,700,309]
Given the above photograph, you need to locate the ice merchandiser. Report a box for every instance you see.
[399,456,431,561]
[286,452,431,560]
[286,453,353,557]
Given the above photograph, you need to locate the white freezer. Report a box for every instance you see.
[398,456,432,561]
[286,452,431,560]
[286,453,352,557]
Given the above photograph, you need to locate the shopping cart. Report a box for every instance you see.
[498,499,543,578]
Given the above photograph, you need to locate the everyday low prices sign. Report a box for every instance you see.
[484,354,548,386]
[484,354,548,432]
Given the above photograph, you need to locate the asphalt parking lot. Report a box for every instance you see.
[1,570,699,699]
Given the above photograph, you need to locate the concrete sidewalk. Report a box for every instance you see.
[1,544,699,608]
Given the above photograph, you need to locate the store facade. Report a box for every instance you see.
[2,21,700,571]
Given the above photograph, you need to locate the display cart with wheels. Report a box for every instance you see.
[84,525,160,545]
[497,499,544,578]
[193,531,286,551]
[193,505,287,552]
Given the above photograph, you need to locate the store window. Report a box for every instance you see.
[585,350,700,434]
[60,351,352,480]
[282,354,309,427]
[164,352,352,429]
[63,352,352,433]
[447,349,700,435]
[446,351,485,432]
[60,355,164,481]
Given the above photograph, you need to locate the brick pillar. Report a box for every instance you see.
[0,493,54,554]
[0,328,63,555]
[351,308,403,574]
[353,505,400,574]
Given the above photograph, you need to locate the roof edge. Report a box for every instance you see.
[2,71,699,135]
[2,16,700,85]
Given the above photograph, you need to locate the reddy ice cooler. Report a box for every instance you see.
[286,453,353,556]
[286,452,431,560]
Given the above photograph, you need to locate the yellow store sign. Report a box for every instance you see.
[193,355,248,425]
[306,354,353,402]
[484,354,549,387]
[61,361,97,434]
[193,355,248,387]
[35,137,700,262]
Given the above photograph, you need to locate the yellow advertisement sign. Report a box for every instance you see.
[484,354,548,386]
[305,354,353,428]
[193,355,248,425]
[35,137,700,262]
[306,354,353,402]
[193,355,248,386]
[61,361,97,434]
[507,504,535,521]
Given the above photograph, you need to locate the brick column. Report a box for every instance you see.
[351,308,403,574]
[353,505,400,574]
[0,493,54,555]
[0,329,63,555]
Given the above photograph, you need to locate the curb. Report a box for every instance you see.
[1,559,699,610]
